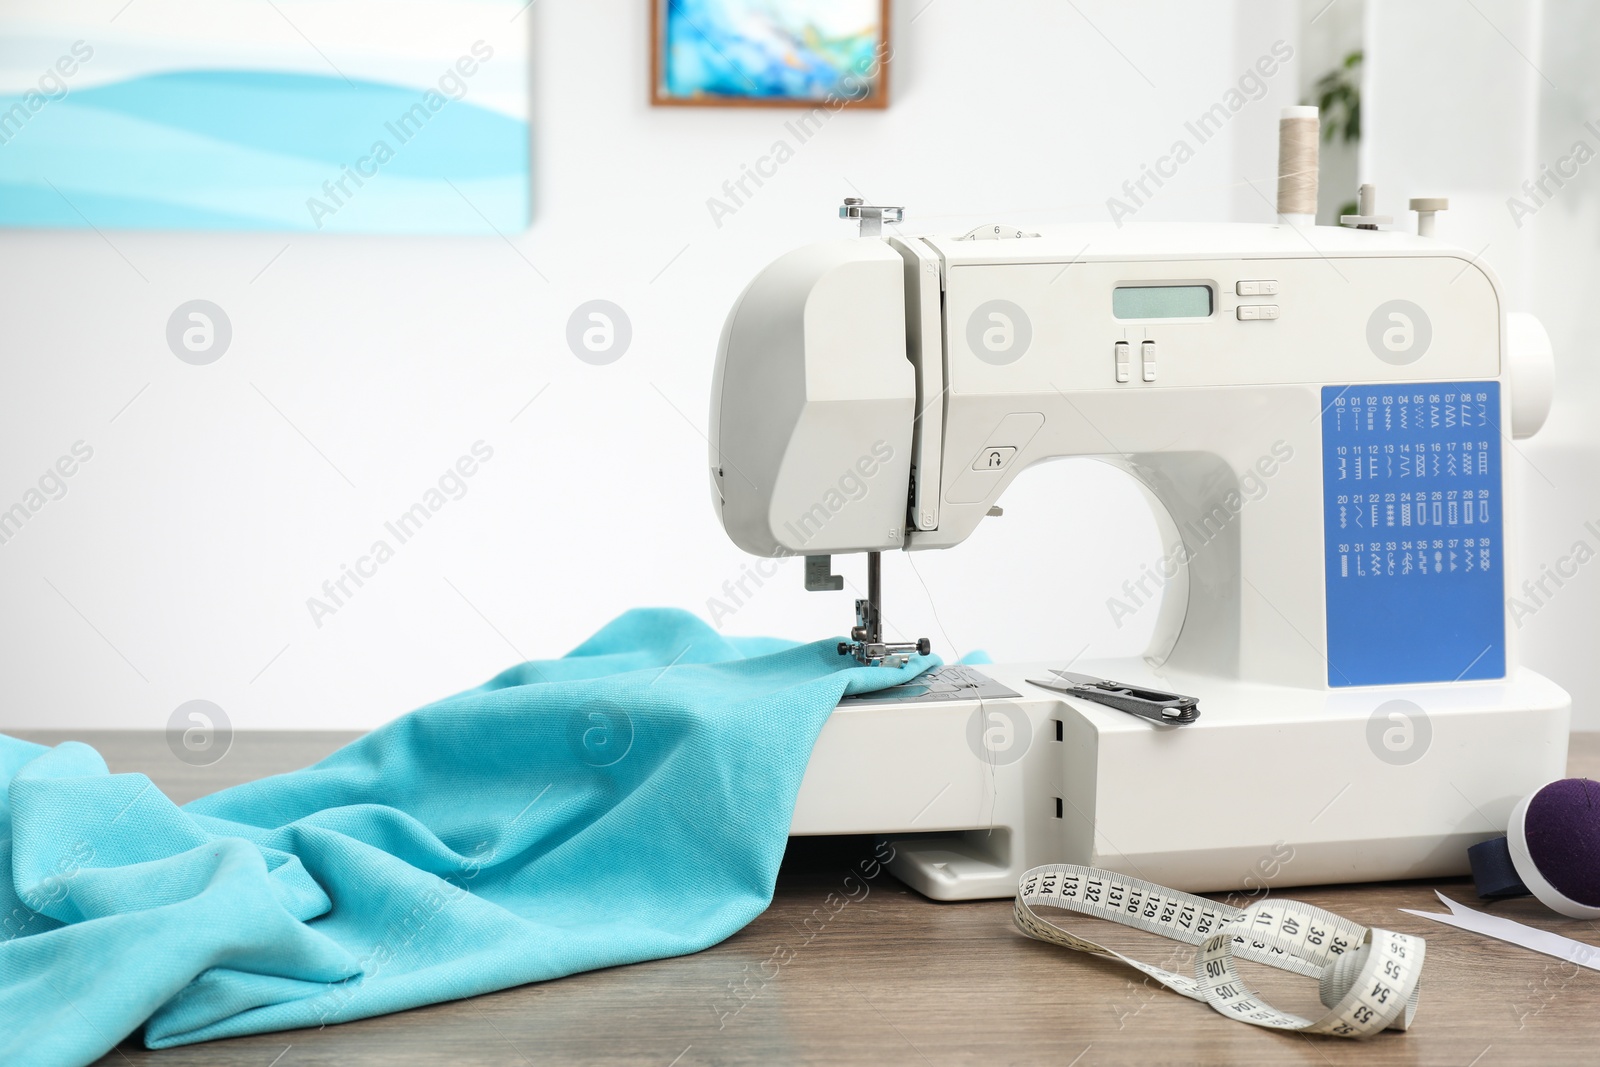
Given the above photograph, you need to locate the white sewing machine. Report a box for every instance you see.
[708,110,1570,900]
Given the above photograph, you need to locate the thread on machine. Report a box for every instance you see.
[1277,107,1320,219]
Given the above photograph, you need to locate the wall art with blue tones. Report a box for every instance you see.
[652,0,890,107]
[0,2,530,234]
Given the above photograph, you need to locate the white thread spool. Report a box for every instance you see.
[1277,105,1320,227]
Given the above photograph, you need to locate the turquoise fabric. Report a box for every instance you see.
[0,608,936,1066]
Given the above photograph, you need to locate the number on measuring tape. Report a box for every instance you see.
[1014,865,1424,1040]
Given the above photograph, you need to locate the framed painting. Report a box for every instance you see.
[652,0,891,108]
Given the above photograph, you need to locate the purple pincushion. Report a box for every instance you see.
[1524,778,1600,908]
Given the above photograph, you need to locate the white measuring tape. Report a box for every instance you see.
[1015,865,1424,1039]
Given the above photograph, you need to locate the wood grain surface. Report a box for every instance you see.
[12,730,1598,1067]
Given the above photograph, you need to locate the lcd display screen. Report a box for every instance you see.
[1112,285,1213,319]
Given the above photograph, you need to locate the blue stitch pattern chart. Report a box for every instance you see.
[1320,381,1505,687]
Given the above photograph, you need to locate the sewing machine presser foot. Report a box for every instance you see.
[814,550,931,668]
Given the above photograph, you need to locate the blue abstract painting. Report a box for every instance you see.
[655,0,889,106]
[0,2,530,233]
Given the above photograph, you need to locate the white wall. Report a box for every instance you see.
[2,1,1303,730]
[1364,0,1600,728]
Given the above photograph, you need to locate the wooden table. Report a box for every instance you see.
[15,731,1598,1067]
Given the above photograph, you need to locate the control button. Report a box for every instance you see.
[1237,280,1259,296]
[1236,305,1279,321]
[1114,340,1130,383]
[946,413,1043,504]
[1258,303,1279,319]
[1140,340,1156,382]
[971,446,1017,472]
[1236,279,1279,296]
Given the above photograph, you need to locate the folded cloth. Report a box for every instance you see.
[1,608,937,1066]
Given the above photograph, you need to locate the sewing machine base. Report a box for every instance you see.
[791,662,1571,900]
